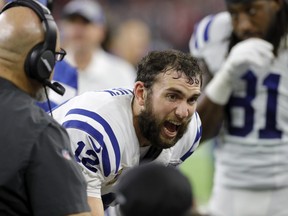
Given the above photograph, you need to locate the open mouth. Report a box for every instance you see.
[163,121,181,138]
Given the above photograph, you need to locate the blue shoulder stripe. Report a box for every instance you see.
[204,15,214,43]
[64,108,121,176]
[193,15,214,51]
[193,24,199,50]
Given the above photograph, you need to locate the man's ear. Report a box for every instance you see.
[134,81,146,106]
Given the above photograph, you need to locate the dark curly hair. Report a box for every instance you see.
[136,50,203,90]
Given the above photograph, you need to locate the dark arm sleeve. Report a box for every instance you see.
[26,121,90,216]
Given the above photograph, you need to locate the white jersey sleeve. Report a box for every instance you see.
[189,11,232,74]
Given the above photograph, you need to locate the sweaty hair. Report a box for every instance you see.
[136,50,203,89]
[228,0,288,55]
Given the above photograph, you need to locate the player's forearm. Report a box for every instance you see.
[197,95,225,142]
[88,196,104,216]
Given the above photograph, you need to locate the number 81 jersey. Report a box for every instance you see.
[226,50,288,143]
[219,42,288,189]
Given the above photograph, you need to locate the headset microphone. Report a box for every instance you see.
[43,80,66,96]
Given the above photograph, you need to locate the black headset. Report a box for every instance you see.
[0,0,65,95]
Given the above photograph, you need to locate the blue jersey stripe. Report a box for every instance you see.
[204,15,214,42]
[180,114,202,161]
[63,120,111,177]
[65,108,121,174]
[193,24,199,50]
[180,126,202,161]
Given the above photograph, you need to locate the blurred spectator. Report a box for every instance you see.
[60,0,136,94]
[48,0,225,52]
[106,18,152,67]
[100,0,225,52]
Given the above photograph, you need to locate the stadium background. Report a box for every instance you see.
[51,0,225,52]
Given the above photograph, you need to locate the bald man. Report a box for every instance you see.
[0,2,91,216]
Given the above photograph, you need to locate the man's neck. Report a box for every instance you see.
[0,70,39,98]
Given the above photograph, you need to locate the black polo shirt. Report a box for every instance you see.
[0,78,90,215]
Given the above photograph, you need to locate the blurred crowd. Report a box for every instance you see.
[52,0,225,52]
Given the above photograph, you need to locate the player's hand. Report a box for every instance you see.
[204,38,274,105]
[223,38,274,77]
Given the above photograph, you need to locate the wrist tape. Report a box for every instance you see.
[205,65,233,105]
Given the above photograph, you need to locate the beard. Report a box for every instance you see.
[35,86,49,102]
[138,98,190,149]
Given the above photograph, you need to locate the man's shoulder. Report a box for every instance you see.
[70,88,133,108]
[7,90,52,126]
[53,88,134,124]
[190,11,232,52]
[27,102,57,133]
[189,11,232,73]
[0,89,62,146]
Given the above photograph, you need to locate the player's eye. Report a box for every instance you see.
[166,94,178,101]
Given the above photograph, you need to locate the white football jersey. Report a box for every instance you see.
[52,88,202,205]
[190,12,288,189]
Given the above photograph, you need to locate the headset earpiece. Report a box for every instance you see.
[25,42,55,81]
